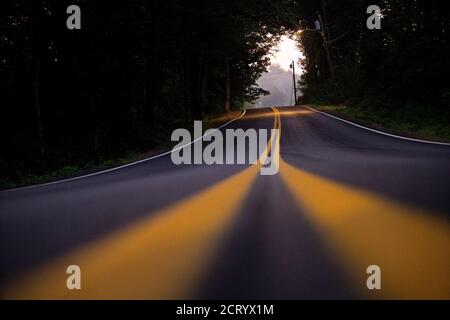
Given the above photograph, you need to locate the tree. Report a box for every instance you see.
[297,0,450,121]
[0,0,298,183]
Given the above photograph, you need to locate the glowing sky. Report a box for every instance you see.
[254,34,304,107]
[269,35,304,74]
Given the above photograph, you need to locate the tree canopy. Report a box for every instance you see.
[2,0,448,184]
[1,0,297,181]
[296,0,450,117]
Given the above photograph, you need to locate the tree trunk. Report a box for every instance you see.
[201,60,208,103]
[31,1,46,157]
[224,58,231,113]
[34,56,45,156]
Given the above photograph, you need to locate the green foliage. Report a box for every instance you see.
[1,0,298,183]
[297,0,450,124]
[314,104,450,142]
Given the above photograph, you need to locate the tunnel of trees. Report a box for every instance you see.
[1,0,449,185]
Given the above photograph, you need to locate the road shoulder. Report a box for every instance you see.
[308,105,450,144]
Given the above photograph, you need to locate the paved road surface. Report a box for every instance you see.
[1,106,449,299]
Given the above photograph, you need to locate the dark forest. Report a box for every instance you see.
[1,0,449,186]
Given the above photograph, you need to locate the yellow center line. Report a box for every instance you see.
[277,110,450,299]
[266,107,278,154]
[260,106,281,165]
[2,108,281,300]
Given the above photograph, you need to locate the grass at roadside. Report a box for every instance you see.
[310,105,450,143]
[0,149,169,190]
[0,110,244,190]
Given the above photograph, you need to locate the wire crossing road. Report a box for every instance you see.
[1,106,449,299]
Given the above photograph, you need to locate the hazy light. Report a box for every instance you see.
[269,35,304,74]
[254,34,305,108]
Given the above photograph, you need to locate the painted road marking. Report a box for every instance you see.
[305,105,450,146]
[2,109,280,299]
[4,110,247,192]
[280,158,450,299]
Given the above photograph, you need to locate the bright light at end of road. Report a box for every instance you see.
[269,35,304,75]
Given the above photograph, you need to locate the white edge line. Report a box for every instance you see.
[305,106,450,146]
[5,110,247,192]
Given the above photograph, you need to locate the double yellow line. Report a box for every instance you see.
[2,107,283,299]
[277,108,450,299]
[271,106,281,132]
[272,107,281,153]
[265,107,281,157]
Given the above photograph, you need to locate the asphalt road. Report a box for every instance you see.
[1,106,449,299]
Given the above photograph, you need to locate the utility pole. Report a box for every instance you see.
[317,14,338,102]
[290,60,297,105]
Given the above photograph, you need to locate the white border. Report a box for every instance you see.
[4,110,247,192]
[305,106,450,146]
